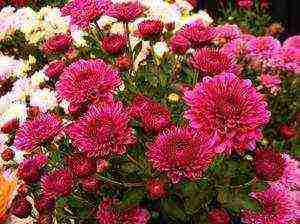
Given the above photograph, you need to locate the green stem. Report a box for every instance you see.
[96,175,145,188]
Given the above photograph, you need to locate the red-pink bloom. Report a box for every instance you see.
[146,179,166,199]
[189,48,239,76]
[180,21,216,48]
[277,154,300,189]
[260,73,281,93]
[271,47,300,73]
[242,184,298,224]
[35,195,55,212]
[106,1,144,22]
[236,0,253,10]
[67,102,135,158]
[147,127,217,183]
[14,113,62,151]
[67,153,96,178]
[214,24,242,42]
[208,208,231,224]
[10,195,32,219]
[280,124,297,140]
[56,59,122,111]
[130,95,171,132]
[96,198,150,224]
[41,169,74,199]
[61,0,111,29]
[45,60,65,79]
[170,34,191,55]
[11,0,28,7]
[81,176,101,192]
[137,20,164,38]
[1,118,19,134]
[184,74,270,153]
[42,33,72,55]
[115,54,132,71]
[1,148,14,161]
[101,33,127,55]
[246,36,281,60]
[283,35,300,49]
[17,154,48,183]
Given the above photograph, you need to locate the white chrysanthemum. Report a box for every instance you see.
[0,103,27,127]
[30,71,48,89]
[0,7,17,41]
[175,10,213,30]
[97,15,117,29]
[10,78,32,101]
[59,99,70,114]
[71,29,87,47]
[0,56,23,81]
[153,41,169,58]
[30,88,58,112]
[15,7,38,33]
[147,1,181,24]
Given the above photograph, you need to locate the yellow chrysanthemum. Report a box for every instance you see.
[0,174,17,222]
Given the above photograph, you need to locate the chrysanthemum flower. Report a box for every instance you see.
[236,0,253,10]
[147,127,217,183]
[10,195,32,219]
[146,179,166,199]
[280,124,297,140]
[137,20,164,38]
[45,60,65,79]
[96,198,150,224]
[184,73,270,153]
[67,102,135,158]
[106,1,144,22]
[41,169,74,199]
[17,154,48,183]
[208,208,231,224]
[0,174,16,223]
[259,73,281,93]
[242,184,298,224]
[130,95,171,132]
[14,113,62,151]
[61,0,111,29]
[189,48,239,76]
[283,35,300,49]
[42,33,72,55]
[214,24,242,42]
[246,36,281,60]
[271,47,300,73]
[101,33,127,55]
[67,153,96,178]
[170,34,191,55]
[56,59,122,111]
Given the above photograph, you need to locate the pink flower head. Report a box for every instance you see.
[170,33,191,55]
[130,95,171,132]
[96,198,150,224]
[67,102,135,158]
[14,113,62,151]
[106,1,144,22]
[147,127,217,183]
[10,195,32,219]
[101,33,127,55]
[214,24,242,42]
[283,35,300,49]
[45,60,65,79]
[184,73,270,153]
[11,0,29,7]
[146,179,166,199]
[56,59,122,111]
[61,0,111,29]
[246,36,281,61]
[280,124,297,140]
[208,208,231,224]
[67,153,97,178]
[189,48,239,76]
[236,0,253,10]
[17,154,48,183]
[41,169,74,199]
[137,20,164,38]
[180,21,216,48]
[271,47,300,73]
[242,184,299,224]
[260,73,281,93]
[42,33,73,55]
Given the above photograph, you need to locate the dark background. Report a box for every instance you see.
[196,0,300,36]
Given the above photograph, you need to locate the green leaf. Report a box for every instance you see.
[162,198,188,222]
[251,181,268,192]
[122,189,145,206]
[133,41,142,59]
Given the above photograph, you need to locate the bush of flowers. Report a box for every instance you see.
[0,0,299,223]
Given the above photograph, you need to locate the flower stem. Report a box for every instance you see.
[96,175,145,188]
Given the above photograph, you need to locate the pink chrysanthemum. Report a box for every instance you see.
[137,20,164,38]
[236,0,253,9]
[189,48,239,76]
[214,24,242,42]
[283,35,300,49]
[147,127,217,183]
[41,169,74,199]
[56,59,122,111]
[208,208,231,224]
[130,95,171,132]
[106,1,144,22]
[146,179,166,199]
[67,102,135,158]
[45,60,65,79]
[242,184,299,224]
[260,73,281,93]
[61,0,111,29]
[180,21,216,48]
[270,47,300,73]
[170,33,191,55]
[67,153,96,178]
[184,73,270,153]
[17,154,48,183]
[101,33,127,55]
[96,198,150,224]
[246,36,281,60]
[42,33,72,55]
[276,154,300,188]
[14,113,62,151]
